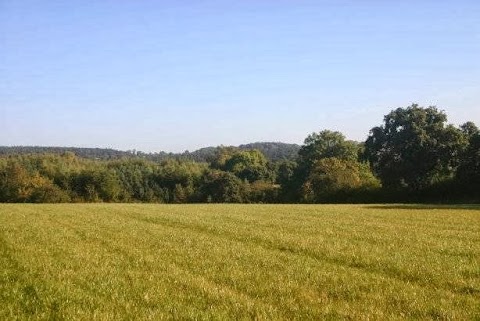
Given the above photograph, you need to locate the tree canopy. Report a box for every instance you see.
[364,104,466,190]
[298,130,360,168]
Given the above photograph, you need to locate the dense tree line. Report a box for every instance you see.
[1,104,479,203]
[0,142,300,162]
[0,150,279,203]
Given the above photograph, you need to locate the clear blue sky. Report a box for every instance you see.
[1,0,479,152]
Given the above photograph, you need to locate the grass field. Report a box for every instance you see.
[0,204,479,320]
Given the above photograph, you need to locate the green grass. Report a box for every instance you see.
[1,204,479,320]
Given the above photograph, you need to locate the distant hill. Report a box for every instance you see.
[0,142,300,162]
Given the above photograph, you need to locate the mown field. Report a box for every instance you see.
[0,204,479,320]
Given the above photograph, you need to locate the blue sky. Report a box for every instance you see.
[1,0,479,152]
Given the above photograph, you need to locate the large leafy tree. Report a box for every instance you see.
[293,130,360,195]
[213,148,271,182]
[285,130,362,202]
[200,170,245,203]
[364,104,466,189]
[224,150,270,182]
[298,130,359,169]
[302,157,380,202]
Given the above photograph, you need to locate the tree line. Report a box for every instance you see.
[1,104,479,203]
[0,142,300,162]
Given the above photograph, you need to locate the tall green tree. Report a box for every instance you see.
[302,157,380,202]
[364,104,466,189]
[298,130,360,169]
[200,170,245,203]
[292,130,360,200]
[224,150,270,182]
[212,148,271,182]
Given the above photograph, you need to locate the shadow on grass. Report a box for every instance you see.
[364,204,480,211]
